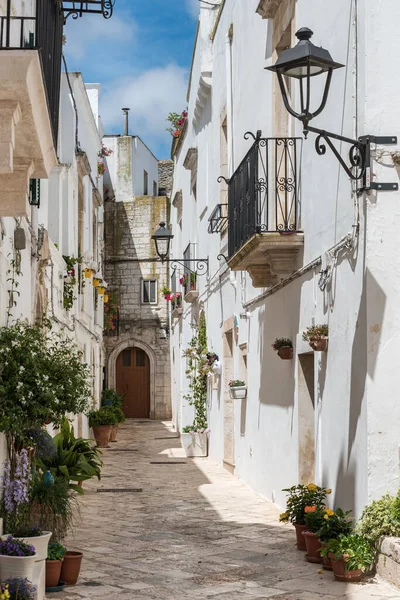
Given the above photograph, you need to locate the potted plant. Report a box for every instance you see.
[190,272,197,291]
[109,407,126,442]
[161,284,172,300]
[181,426,210,457]
[45,542,66,588]
[228,380,247,399]
[36,418,103,493]
[302,324,329,351]
[88,407,118,448]
[60,550,83,586]
[0,537,37,581]
[280,484,331,550]
[179,274,188,288]
[316,508,353,570]
[1,578,36,600]
[101,389,123,409]
[83,267,93,279]
[271,338,293,360]
[303,506,325,563]
[321,534,374,582]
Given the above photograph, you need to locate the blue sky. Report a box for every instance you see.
[64,0,199,159]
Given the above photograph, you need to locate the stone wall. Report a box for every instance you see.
[104,195,171,420]
[158,160,174,197]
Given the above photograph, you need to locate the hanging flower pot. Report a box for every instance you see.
[278,346,293,360]
[309,337,328,352]
[84,268,93,279]
[228,381,247,399]
[104,294,109,303]
[93,277,101,288]
[272,338,293,360]
[97,286,105,295]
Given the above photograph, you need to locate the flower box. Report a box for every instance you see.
[184,290,199,303]
[309,336,328,352]
[172,307,183,318]
[229,385,247,400]
[181,432,208,457]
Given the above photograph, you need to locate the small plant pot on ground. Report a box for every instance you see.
[181,432,208,457]
[303,531,323,563]
[293,524,307,551]
[46,559,63,588]
[60,551,83,585]
[329,554,363,582]
[229,386,247,400]
[321,544,332,570]
[309,337,328,352]
[110,424,119,442]
[277,346,293,360]
[92,425,112,447]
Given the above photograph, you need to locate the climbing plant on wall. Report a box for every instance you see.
[182,313,212,431]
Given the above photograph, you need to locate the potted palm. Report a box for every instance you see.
[302,324,329,351]
[45,542,66,588]
[316,508,353,570]
[88,407,118,448]
[321,534,374,582]
[0,537,37,581]
[271,338,293,360]
[279,484,331,551]
[228,380,247,399]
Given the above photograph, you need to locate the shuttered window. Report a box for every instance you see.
[141,279,157,304]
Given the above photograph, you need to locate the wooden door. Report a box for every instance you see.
[116,347,150,418]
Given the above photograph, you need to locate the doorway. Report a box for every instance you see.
[223,327,235,472]
[116,347,150,418]
[298,354,315,483]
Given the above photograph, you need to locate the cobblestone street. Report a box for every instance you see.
[57,422,399,600]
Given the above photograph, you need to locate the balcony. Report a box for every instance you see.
[226,133,304,288]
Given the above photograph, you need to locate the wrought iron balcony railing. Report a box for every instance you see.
[221,132,302,259]
[208,204,228,234]
[0,0,64,146]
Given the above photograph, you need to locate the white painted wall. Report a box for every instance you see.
[170,0,400,518]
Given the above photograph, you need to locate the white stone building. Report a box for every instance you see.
[169,0,400,518]
[103,128,172,420]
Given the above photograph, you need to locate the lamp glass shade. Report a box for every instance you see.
[152,221,174,261]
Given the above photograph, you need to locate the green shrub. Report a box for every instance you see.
[111,407,126,423]
[358,492,400,545]
[47,542,66,561]
[88,407,118,428]
[101,389,123,408]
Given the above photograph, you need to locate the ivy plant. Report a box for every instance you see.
[182,313,211,432]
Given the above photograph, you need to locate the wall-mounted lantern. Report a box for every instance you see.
[267,28,398,192]
[152,222,209,276]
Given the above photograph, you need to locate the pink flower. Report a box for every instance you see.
[182,110,188,117]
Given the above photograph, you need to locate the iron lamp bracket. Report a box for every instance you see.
[305,126,398,192]
[167,258,209,277]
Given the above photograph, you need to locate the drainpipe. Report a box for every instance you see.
[226,25,234,175]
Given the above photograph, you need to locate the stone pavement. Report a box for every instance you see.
[56,421,399,600]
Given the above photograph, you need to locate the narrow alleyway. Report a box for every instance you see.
[59,422,398,600]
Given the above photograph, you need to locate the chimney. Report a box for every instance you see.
[122,108,130,136]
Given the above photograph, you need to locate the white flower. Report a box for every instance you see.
[19,366,24,372]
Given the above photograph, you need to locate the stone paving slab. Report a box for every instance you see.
[51,421,399,599]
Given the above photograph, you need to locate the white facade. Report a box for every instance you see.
[170,0,400,518]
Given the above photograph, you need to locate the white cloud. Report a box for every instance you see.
[100,64,189,157]
[64,14,135,61]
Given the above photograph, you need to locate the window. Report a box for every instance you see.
[136,349,146,367]
[141,279,157,304]
[153,181,157,196]
[122,349,131,367]
[143,170,148,195]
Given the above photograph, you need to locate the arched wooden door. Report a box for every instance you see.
[116,347,150,418]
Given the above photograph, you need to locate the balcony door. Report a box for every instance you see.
[116,347,150,418]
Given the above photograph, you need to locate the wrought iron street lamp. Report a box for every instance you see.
[267,28,398,191]
[152,222,209,275]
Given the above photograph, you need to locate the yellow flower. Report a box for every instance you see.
[326,488,332,494]
[279,512,289,522]
[324,514,329,520]
[324,508,335,517]
[317,569,323,575]
[307,483,318,491]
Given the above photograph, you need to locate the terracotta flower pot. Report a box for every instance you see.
[110,424,119,442]
[321,543,332,570]
[190,281,196,291]
[293,523,307,550]
[46,559,63,588]
[92,425,112,448]
[60,551,83,585]
[309,337,328,352]
[303,531,323,563]
[329,554,362,582]
[277,346,293,360]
